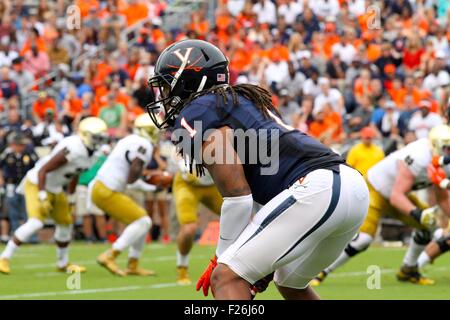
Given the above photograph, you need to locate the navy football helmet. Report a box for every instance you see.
[146,39,229,129]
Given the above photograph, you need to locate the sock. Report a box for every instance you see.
[324,251,351,274]
[432,228,444,241]
[403,238,426,267]
[129,234,146,259]
[14,218,43,243]
[417,252,431,268]
[324,232,372,274]
[112,216,151,252]
[56,247,69,268]
[176,250,189,267]
[0,240,18,260]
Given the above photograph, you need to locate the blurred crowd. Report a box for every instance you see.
[0,0,449,242]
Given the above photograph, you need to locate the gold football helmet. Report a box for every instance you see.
[134,114,160,143]
[78,117,108,150]
[429,124,450,155]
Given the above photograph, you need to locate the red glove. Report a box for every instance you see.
[432,155,442,167]
[196,255,217,297]
[427,163,447,186]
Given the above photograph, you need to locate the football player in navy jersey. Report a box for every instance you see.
[146,39,369,300]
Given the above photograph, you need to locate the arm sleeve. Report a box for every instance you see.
[216,194,254,257]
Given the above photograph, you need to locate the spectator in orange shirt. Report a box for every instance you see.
[388,78,407,108]
[353,68,373,101]
[32,91,57,121]
[122,0,148,27]
[383,63,396,91]
[187,10,210,39]
[309,102,345,145]
[61,87,83,130]
[20,28,47,56]
[404,75,423,104]
[75,0,100,18]
[124,48,140,81]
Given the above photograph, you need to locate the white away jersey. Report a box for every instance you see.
[367,138,434,198]
[27,135,93,193]
[96,134,153,192]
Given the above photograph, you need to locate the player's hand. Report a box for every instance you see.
[196,255,217,297]
[250,272,274,299]
[427,163,449,189]
[431,155,443,167]
[420,206,439,229]
[38,190,52,216]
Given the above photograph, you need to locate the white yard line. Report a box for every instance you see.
[0,282,180,299]
[3,266,448,299]
[22,254,207,270]
[329,266,450,278]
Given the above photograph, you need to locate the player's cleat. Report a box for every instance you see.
[310,271,328,286]
[0,258,10,274]
[97,249,126,276]
[162,234,171,245]
[57,263,87,273]
[177,266,192,285]
[396,265,435,285]
[125,258,156,276]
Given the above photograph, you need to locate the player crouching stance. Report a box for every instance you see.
[147,39,369,299]
[0,117,108,274]
[415,126,450,268]
[312,125,450,286]
[92,114,157,276]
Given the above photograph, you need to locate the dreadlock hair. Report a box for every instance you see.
[185,83,280,118]
[180,83,279,177]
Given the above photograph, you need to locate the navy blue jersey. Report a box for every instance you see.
[173,92,345,205]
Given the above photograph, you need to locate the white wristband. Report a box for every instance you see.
[439,178,450,189]
[127,179,157,192]
[38,190,48,201]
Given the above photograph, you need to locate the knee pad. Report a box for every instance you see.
[54,224,73,243]
[15,218,44,242]
[345,232,373,257]
[436,235,450,254]
[413,229,431,245]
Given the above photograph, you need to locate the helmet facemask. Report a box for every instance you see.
[147,72,208,129]
[80,132,109,151]
[147,74,182,129]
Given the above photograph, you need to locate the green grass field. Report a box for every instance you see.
[0,242,449,300]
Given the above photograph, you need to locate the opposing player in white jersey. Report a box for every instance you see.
[92,114,158,276]
[312,125,450,286]
[0,117,108,274]
[173,159,222,285]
